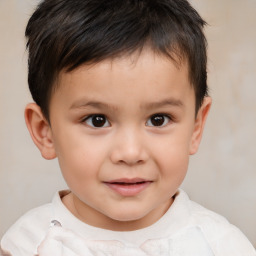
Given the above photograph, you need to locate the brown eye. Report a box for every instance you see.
[84,115,110,128]
[146,114,170,127]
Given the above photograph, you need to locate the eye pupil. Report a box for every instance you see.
[151,115,165,126]
[92,115,106,127]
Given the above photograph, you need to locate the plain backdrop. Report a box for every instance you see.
[0,0,256,247]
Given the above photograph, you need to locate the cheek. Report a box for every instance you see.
[159,153,189,197]
[54,134,105,182]
[153,133,191,179]
[153,128,192,159]
[160,149,189,178]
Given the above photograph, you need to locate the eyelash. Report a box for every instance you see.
[82,114,111,128]
[81,113,172,128]
[146,113,172,127]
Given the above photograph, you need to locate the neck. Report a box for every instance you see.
[62,192,173,231]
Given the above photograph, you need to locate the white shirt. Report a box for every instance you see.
[1,190,255,255]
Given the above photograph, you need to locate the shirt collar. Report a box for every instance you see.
[52,189,192,246]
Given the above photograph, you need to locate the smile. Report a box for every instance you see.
[104,178,153,197]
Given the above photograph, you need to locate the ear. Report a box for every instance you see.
[24,103,56,160]
[189,97,212,155]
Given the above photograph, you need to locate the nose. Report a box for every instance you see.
[110,128,149,166]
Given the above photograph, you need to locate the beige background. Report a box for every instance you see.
[0,0,256,246]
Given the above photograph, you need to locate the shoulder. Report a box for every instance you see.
[1,203,53,256]
[186,195,256,255]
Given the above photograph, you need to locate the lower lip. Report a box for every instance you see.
[105,182,152,196]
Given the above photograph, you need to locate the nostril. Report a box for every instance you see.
[109,138,149,165]
[117,158,145,166]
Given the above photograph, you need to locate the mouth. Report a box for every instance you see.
[104,178,152,196]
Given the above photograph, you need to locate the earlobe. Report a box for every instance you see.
[24,103,56,160]
[189,97,212,155]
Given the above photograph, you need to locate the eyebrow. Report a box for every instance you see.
[70,100,118,111]
[70,98,183,111]
[141,98,184,109]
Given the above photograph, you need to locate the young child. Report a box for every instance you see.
[1,0,255,255]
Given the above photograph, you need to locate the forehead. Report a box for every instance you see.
[51,50,194,111]
[57,50,190,85]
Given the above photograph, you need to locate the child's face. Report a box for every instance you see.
[27,50,210,230]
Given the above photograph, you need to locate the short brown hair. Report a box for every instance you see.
[25,0,208,121]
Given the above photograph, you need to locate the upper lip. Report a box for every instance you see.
[105,178,152,184]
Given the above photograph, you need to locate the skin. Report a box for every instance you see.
[25,50,211,231]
